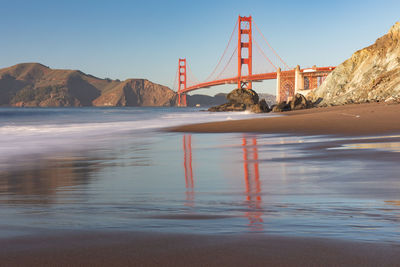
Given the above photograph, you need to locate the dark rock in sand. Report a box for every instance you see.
[208,88,270,113]
[250,99,270,113]
[290,93,313,110]
[271,102,291,112]
[227,88,259,105]
[208,102,246,112]
[272,93,312,112]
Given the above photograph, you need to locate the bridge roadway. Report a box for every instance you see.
[181,67,335,93]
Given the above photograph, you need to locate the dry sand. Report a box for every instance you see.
[170,103,400,136]
[1,231,400,267]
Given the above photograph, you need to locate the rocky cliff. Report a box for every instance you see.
[0,63,178,107]
[310,22,400,106]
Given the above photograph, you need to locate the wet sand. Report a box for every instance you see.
[170,103,400,136]
[1,231,400,267]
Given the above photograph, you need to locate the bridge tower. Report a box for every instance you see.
[238,16,253,89]
[178,58,187,106]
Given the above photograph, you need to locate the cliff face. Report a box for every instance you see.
[0,63,178,107]
[310,22,400,106]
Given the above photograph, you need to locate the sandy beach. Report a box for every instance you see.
[1,231,400,267]
[1,104,400,267]
[170,103,400,136]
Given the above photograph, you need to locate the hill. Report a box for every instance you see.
[0,63,178,107]
[310,22,400,106]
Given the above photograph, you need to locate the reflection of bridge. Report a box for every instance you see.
[242,137,263,230]
[183,135,194,206]
[182,134,263,230]
[174,16,335,106]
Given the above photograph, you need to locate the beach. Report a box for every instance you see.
[2,231,400,267]
[1,106,400,266]
[170,102,400,136]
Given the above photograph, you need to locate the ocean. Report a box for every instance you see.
[0,107,399,243]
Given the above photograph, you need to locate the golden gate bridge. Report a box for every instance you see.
[173,15,335,106]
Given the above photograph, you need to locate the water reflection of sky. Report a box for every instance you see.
[0,132,400,243]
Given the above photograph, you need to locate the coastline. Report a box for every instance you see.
[169,102,400,136]
[1,231,400,266]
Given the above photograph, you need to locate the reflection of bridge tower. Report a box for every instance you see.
[242,137,263,231]
[183,135,194,206]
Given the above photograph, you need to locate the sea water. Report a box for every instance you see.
[0,107,399,243]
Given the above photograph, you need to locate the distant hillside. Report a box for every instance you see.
[0,63,178,107]
[187,93,227,107]
[309,22,400,105]
[258,93,276,106]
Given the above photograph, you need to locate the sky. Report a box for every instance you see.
[0,0,399,95]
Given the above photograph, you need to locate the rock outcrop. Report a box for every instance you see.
[309,22,400,106]
[272,93,312,112]
[208,88,270,113]
[0,63,178,107]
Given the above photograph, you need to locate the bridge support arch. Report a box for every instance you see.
[276,65,334,103]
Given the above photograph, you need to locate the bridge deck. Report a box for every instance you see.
[182,67,335,93]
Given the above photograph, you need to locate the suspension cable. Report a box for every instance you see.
[204,19,239,82]
[253,20,290,70]
[253,37,278,71]
[215,46,237,80]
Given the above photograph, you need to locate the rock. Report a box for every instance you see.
[208,102,246,112]
[208,88,270,113]
[271,102,291,112]
[384,96,400,105]
[310,21,400,106]
[290,93,313,110]
[227,88,259,105]
[258,99,270,112]
[271,93,311,112]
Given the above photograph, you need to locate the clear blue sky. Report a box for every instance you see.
[1,0,399,95]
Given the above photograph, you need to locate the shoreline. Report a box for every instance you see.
[169,102,400,136]
[1,231,400,266]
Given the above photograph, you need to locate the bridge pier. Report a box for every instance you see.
[276,65,334,103]
[178,93,187,107]
[276,68,281,103]
[294,65,303,94]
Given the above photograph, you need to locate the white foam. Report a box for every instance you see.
[0,110,274,168]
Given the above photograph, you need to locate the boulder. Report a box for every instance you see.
[227,89,259,105]
[208,88,270,113]
[208,102,246,112]
[290,93,313,110]
[271,102,291,112]
[272,93,312,112]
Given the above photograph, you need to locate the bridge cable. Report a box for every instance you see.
[173,65,179,92]
[186,64,200,86]
[204,19,239,82]
[253,37,278,71]
[253,20,290,70]
[215,46,238,81]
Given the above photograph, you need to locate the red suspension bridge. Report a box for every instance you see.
[174,15,335,106]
